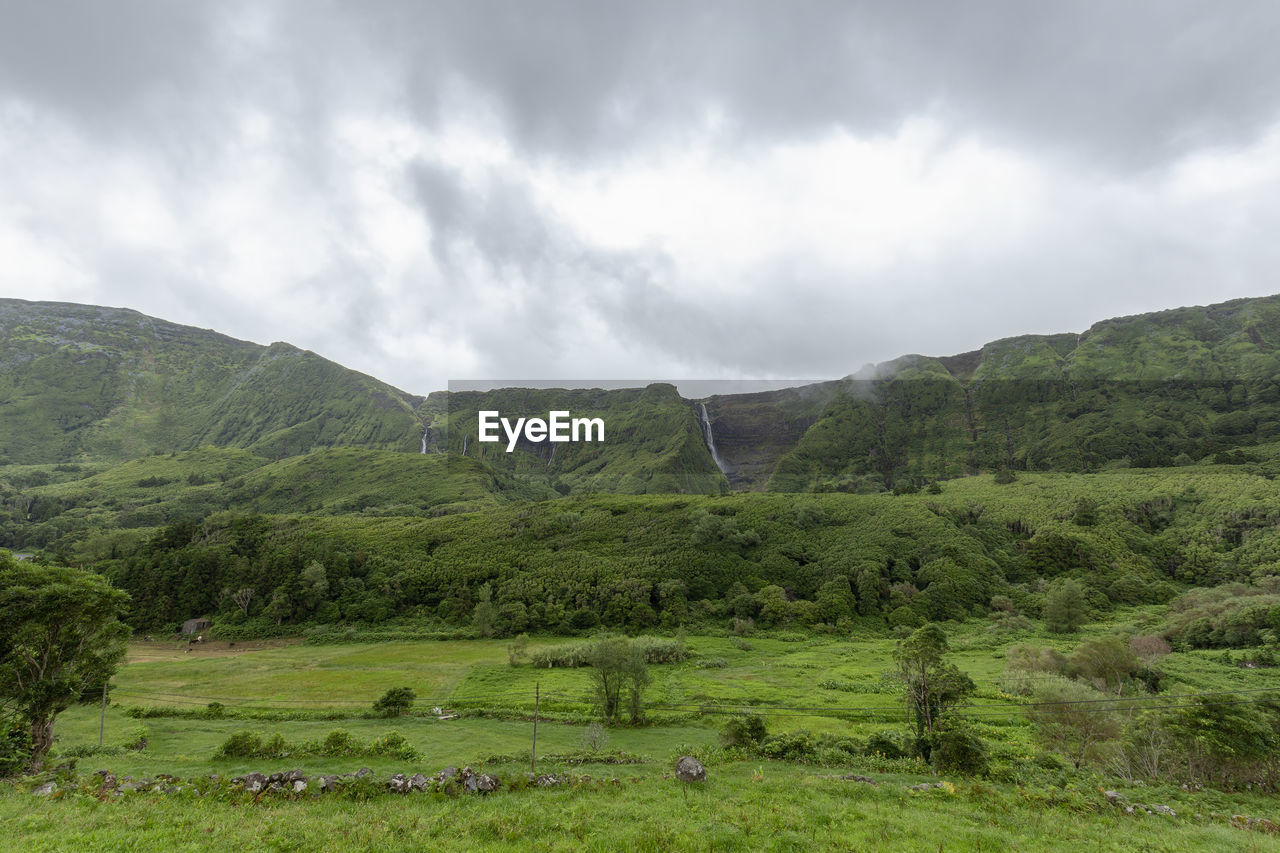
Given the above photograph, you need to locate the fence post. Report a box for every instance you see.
[531,683,540,775]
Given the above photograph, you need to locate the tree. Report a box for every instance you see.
[372,686,416,717]
[1028,676,1121,769]
[472,582,497,638]
[587,636,649,723]
[1069,634,1139,695]
[299,561,329,610]
[891,624,975,743]
[0,557,130,770]
[229,586,255,617]
[1043,579,1088,633]
[265,586,292,626]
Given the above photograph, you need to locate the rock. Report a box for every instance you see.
[438,766,458,782]
[535,774,562,787]
[675,756,706,783]
[1150,804,1176,817]
[1104,790,1122,806]
[461,767,478,793]
[475,774,500,794]
[281,770,306,783]
[32,782,56,796]
[408,773,430,792]
[355,767,373,779]
[238,772,268,794]
[292,780,307,793]
[388,774,410,794]
[317,775,342,793]
[837,774,876,784]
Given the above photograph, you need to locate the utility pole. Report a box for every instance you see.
[98,681,108,747]
[531,683,540,775]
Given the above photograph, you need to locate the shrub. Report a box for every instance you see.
[319,729,361,756]
[369,731,418,760]
[721,714,768,749]
[0,725,30,778]
[124,726,149,751]
[215,730,264,759]
[372,686,416,717]
[928,725,988,776]
[759,730,816,760]
[864,731,909,759]
[580,722,608,752]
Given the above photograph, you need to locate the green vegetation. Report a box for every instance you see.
[0,553,129,769]
[12,295,1280,848]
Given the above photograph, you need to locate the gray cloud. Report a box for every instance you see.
[2,1,1280,393]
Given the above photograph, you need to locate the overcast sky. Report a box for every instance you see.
[3,1,1280,393]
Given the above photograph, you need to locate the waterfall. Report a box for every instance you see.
[420,426,429,454]
[698,403,729,474]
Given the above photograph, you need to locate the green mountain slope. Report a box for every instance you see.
[766,295,1280,491]
[424,383,727,495]
[0,446,558,550]
[0,299,424,464]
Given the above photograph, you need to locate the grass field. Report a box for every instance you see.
[7,621,1280,850]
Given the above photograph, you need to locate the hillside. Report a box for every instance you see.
[765,294,1280,491]
[425,384,727,495]
[0,299,425,464]
[0,447,558,551]
[5,294,1280,496]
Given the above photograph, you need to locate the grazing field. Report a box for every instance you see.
[8,622,1280,850]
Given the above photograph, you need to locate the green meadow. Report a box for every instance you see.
[8,624,1280,851]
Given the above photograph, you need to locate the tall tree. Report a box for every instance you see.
[1044,579,1089,634]
[891,624,975,741]
[0,555,130,770]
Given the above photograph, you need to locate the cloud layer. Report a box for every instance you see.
[3,1,1280,392]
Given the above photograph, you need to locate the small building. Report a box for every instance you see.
[182,618,211,635]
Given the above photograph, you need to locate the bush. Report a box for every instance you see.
[124,726,149,751]
[864,731,909,759]
[928,725,988,776]
[372,686,416,717]
[721,714,768,748]
[369,731,418,760]
[215,730,264,759]
[759,730,816,760]
[0,725,30,778]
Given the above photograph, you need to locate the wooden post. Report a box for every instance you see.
[98,681,108,747]
[531,683,540,775]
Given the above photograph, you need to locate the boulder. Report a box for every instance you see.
[438,766,458,783]
[237,772,268,794]
[32,782,56,796]
[1150,804,1176,817]
[475,774,500,793]
[408,773,430,792]
[355,767,373,779]
[292,780,307,794]
[388,774,410,794]
[1104,790,1122,806]
[675,756,706,783]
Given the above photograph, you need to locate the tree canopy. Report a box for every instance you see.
[0,553,130,770]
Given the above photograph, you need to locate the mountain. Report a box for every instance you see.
[0,299,424,464]
[764,294,1280,491]
[425,384,727,495]
[5,293,1280,498]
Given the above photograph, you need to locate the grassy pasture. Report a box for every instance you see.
[9,623,1280,851]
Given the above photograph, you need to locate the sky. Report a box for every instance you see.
[3,1,1280,395]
